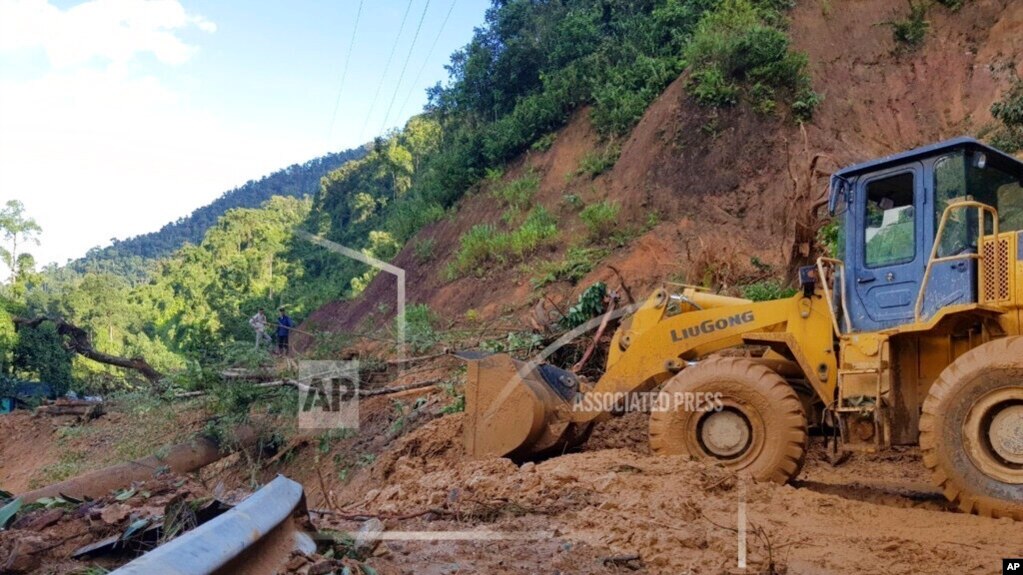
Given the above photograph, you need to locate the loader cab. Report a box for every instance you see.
[829,137,1023,332]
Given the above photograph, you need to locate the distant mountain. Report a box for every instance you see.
[71,146,367,276]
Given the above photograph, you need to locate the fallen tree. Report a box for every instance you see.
[13,316,163,384]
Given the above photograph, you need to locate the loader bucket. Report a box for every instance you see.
[459,352,592,460]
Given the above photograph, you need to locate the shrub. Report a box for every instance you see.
[887,2,929,50]
[580,200,620,241]
[413,238,435,263]
[935,0,966,10]
[992,80,1023,128]
[690,68,740,107]
[684,0,817,119]
[741,280,797,301]
[559,282,608,330]
[576,144,622,178]
[403,303,438,354]
[792,87,824,122]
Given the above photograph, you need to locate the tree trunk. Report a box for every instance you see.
[13,316,163,383]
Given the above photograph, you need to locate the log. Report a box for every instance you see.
[18,426,258,502]
[34,404,103,419]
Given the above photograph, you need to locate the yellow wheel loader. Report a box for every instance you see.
[462,137,1023,519]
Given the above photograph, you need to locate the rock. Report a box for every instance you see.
[99,504,131,525]
[355,518,385,555]
[520,462,536,473]
[307,558,343,575]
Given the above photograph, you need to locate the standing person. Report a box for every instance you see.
[276,306,293,355]
[249,308,271,349]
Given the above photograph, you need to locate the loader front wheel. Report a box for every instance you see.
[648,357,807,484]
[920,337,1023,520]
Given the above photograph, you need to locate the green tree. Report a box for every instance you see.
[0,200,42,283]
[13,321,74,394]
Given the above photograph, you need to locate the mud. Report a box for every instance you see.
[316,414,1023,575]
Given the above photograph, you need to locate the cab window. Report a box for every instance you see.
[865,172,916,267]
[968,156,1023,232]
[933,151,1023,255]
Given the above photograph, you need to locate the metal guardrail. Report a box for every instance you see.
[110,475,314,575]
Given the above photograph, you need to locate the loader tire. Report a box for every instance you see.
[648,357,807,484]
[920,337,1023,520]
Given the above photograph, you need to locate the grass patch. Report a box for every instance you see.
[492,170,541,210]
[575,144,621,179]
[580,200,621,241]
[531,132,557,151]
[531,247,609,288]
[448,207,558,278]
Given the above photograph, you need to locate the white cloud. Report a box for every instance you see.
[0,1,319,270]
[0,0,215,67]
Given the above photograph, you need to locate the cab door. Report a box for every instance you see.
[848,163,925,331]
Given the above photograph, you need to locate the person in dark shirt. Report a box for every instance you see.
[276,307,293,355]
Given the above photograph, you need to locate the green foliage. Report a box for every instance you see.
[531,247,609,288]
[403,303,439,354]
[684,0,818,119]
[579,201,621,241]
[531,133,558,152]
[76,147,365,266]
[492,170,541,210]
[480,331,544,355]
[740,280,796,301]
[0,200,42,283]
[440,381,466,414]
[887,2,929,50]
[560,282,608,330]
[449,207,558,277]
[690,68,740,107]
[12,322,73,395]
[989,80,1023,153]
[934,0,966,9]
[817,218,843,258]
[413,238,436,264]
[575,144,622,179]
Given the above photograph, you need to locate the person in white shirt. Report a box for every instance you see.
[249,308,271,349]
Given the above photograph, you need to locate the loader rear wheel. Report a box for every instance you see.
[648,357,807,484]
[920,337,1023,520]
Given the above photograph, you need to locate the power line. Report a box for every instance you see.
[397,0,458,119]
[378,0,432,135]
[359,0,417,141]
[326,0,365,149]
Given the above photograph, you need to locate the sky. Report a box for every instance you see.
[0,0,490,270]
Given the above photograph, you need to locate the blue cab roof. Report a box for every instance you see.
[833,137,1023,180]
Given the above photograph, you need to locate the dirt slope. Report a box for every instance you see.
[297,0,1023,346]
